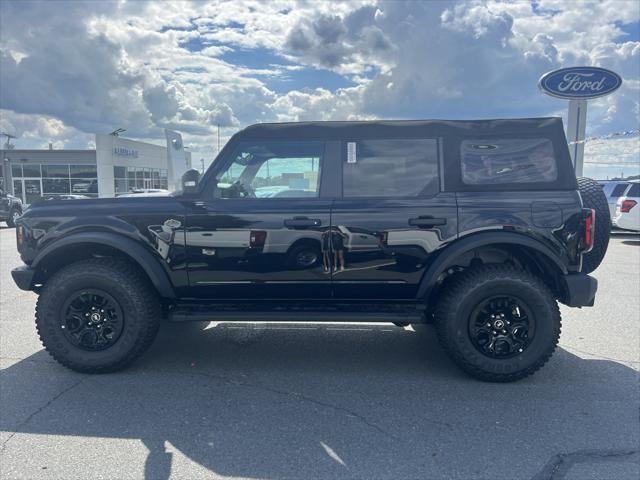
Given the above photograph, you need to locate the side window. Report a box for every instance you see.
[611,183,630,198]
[343,138,439,197]
[627,183,640,197]
[215,141,323,198]
[461,138,557,185]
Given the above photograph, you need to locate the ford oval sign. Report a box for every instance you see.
[538,67,622,99]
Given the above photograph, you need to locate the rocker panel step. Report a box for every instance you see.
[168,302,424,323]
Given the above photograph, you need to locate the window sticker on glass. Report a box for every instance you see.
[347,142,357,163]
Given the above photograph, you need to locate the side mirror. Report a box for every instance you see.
[181,169,200,195]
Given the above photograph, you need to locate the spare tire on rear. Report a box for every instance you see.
[578,177,610,274]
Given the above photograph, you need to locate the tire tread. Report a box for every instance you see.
[36,257,161,373]
[435,264,561,382]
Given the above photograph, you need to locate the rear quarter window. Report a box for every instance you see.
[627,183,640,197]
[461,138,557,185]
[611,183,631,197]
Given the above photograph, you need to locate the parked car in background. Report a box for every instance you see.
[72,179,98,193]
[0,186,23,227]
[598,180,631,221]
[45,194,92,201]
[614,181,640,232]
[118,189,171,197]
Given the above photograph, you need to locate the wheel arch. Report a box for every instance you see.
[32,232,176,299]
[285,236,322,254]
[417,231,568,301]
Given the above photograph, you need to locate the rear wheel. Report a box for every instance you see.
[578,177,610,273]
[435,265,561,382]
[286,243,320,269]
[36,258,161,373]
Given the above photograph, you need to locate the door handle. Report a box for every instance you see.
[408,216,447,228]
[284,217,322,228]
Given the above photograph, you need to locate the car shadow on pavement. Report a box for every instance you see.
[2,322,639,480]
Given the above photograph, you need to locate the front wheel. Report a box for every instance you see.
[435,265,561,382]
[36,258,161,373]
[6,208,21,228]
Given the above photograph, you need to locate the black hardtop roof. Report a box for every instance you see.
[234,117,565,140]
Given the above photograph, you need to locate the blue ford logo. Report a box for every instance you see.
[538,67,622,99]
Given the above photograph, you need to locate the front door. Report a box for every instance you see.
[185,140,333,299]
[331,137,457,299]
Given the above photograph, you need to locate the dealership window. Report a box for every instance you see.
[461,138,557,185]
[11,163,98,201]
[22,163,42,177]
[114,166,168,195]
[215,141,324,198]
[42,164,70,178]
[70,165,97,178]
[343,138,439,197]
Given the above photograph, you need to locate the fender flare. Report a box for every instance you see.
[416,231,568,299]
[33,231,176,299]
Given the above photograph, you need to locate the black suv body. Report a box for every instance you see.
[11,118,604,381]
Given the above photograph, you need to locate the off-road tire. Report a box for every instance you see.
[578,177,610,273]
[36,258,161,373]
[6,207,21,228]
[435,265,561,382]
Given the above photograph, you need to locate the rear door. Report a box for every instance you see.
[330,137,457,300]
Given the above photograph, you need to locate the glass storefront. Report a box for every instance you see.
[11,163,98,203]
[114,166,168,195]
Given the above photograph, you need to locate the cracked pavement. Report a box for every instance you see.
[1,226,639,480]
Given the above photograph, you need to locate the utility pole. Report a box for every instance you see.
[200,158,205,174]
[217,124,220,155]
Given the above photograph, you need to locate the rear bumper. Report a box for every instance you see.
[11,265,35,291]
[562,273,598,307]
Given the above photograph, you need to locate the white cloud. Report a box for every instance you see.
[0,0,638,166]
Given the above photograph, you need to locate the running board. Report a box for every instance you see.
[168,302,424,323]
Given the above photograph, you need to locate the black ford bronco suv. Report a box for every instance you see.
[11,118,610,382]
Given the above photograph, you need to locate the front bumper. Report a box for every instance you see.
[11,265,35,291]
[562,273,598,307]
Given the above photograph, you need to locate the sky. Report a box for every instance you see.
[0,0,639,178]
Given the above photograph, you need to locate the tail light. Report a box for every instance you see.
[621,199,637,213]
[378,231,388,246]
[581,208,595,252]
[249,230,267,248]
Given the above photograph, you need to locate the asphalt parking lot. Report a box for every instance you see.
[1,225,639,480]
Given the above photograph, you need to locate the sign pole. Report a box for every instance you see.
[566,99,588,177]
[538,66,622,178]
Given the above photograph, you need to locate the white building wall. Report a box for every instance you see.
[95,134,169,198]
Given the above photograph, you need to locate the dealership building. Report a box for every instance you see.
[1,132,192,204]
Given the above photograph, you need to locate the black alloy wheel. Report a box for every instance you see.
[468,295,535,359]
[61,289,125,351]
